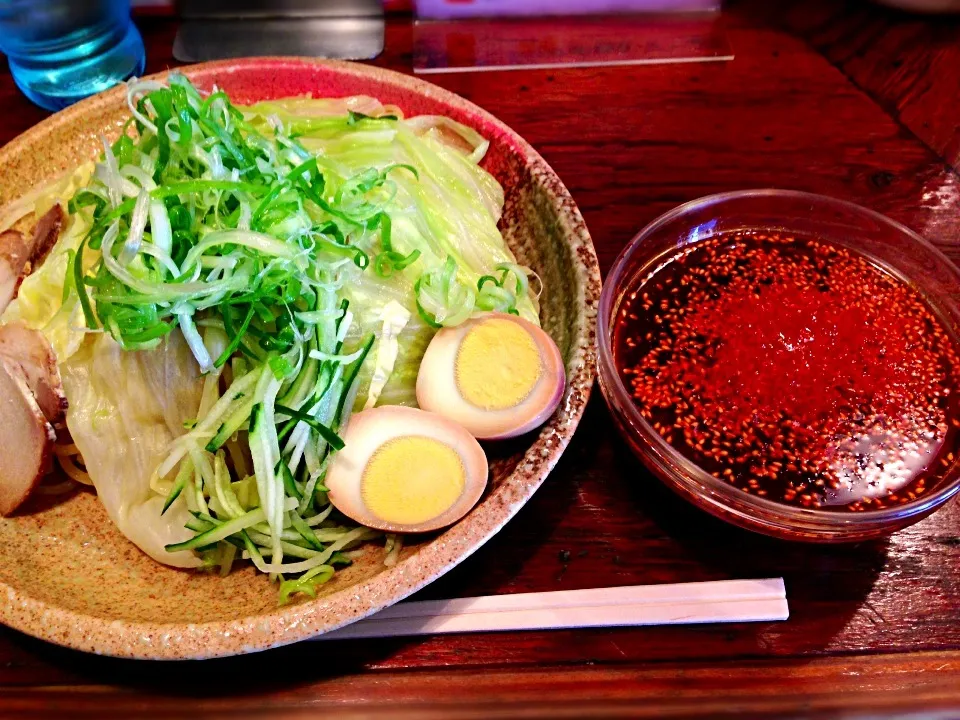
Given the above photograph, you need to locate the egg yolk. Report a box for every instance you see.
[361,436,466,525]
[455,318,543,411]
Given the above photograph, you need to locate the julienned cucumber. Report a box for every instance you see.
[165,507,268,553]
[335,335,375,427]
[205,394,257,452]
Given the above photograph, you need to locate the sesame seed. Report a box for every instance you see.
[614,231,960,511]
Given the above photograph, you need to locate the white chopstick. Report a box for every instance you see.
[316,578,788,640]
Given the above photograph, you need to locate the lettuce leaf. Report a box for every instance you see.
[1,211,94,363]
[244,101,539,407]
[60,331,204,568]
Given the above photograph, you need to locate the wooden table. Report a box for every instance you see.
[3,1,960,717]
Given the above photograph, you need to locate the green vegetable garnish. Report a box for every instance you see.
[25,74,539,602]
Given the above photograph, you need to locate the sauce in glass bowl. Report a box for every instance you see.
[613,231,960,512]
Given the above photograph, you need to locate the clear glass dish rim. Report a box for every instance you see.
[597,188,960,532]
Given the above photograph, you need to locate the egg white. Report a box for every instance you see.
[416,313,566,439]
[325,405,489,534]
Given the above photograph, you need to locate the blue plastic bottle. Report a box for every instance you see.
[0,0,145,111]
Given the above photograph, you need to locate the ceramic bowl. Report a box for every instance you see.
[0,58,600,659]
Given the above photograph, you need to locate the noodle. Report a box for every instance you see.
[55,448,94,486]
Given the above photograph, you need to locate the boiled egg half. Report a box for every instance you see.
[416,313,565,440]
[325,405,488,533]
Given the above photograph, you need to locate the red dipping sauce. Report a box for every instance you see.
[613,232,960,511]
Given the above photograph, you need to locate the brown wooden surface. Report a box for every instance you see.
[3,1,960,717]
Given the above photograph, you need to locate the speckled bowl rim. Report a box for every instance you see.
[0,58,600,659]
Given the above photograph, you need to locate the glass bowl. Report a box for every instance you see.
[597,189,960,542]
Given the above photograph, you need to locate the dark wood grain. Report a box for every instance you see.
[3,651,960,719]
[771,1,960,173]
[2,1,960,717]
